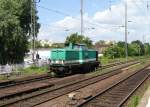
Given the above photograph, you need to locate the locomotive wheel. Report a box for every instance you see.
[50,72,56,77]
[65,68,72,75]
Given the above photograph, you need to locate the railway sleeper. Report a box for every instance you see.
[100,97,123,102]
[92,101,118,105]
[100,95,123,100]
[91,103,112,107]
[103,100,122,104]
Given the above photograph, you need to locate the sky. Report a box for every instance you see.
[37,0,150,43]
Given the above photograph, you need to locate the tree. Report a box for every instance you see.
[103,40,148,58]
[117,41,125,48]
[104,45,125,58]
[143,43,150,55]
[65,33,93,48]
[95,40,105,46]
[128,44,139,56]
[131,40,145,56]
[0,0,40,64]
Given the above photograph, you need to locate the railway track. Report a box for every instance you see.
[0,59,134,89]
[0,61,139,107]
[101,59,136,69]
[101,60,127,69]
[0,74,51,89]
[77,65,150,107]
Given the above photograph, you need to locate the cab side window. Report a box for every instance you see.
[80,45,87,50]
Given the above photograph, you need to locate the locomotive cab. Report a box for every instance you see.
[65,43,87,50]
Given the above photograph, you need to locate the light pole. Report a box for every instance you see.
[31,0,35,62]
[125,0,128,63]
[31,0,40,63]
[80,0,83,35]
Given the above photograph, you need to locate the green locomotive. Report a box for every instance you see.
[49,43,100,75]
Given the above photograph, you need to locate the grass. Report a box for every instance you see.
[88,55,150,79]
[88,57,150,107]
[131,96,140,107]
[129,96,140,107]
[126,78,150,107]
[19,66,48,75]
[100,56,149,65]
[93,55,150,107]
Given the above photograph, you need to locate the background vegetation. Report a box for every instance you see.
[65,33,93,48]
[104,40,150,58]
[0,0,40,65]
[0,0,150,66]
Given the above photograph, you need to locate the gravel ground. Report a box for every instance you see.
[0,62,140,107]
[35,66,139,107]
[0,74,84,100]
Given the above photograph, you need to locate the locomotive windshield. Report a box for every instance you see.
[73,44,87,50]
[65,43,87,50]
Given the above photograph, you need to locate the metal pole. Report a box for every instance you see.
[143,35,145,44]
[33,0,36,58]
[125,0,128,62]
[31,0,34,62]
[31,0,36,63]
[80,0,83,35]
[109,0,112,11]
[143,35,146,56]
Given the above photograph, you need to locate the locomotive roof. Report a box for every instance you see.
[65,43,86,46]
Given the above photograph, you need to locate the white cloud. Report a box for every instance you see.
[38,0,150,43]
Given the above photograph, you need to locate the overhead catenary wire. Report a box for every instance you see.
[38,0,150,41]
[132,0,150,36]
[37,5,70,17]
[140,0,150,41]
[121,0,150,37]
[37,0,150,31]
[37,5,125,30]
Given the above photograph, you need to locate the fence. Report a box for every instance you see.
[0,59,49,75]
[0,64,25,75]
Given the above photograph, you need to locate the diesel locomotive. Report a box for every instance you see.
[49,43,100,75]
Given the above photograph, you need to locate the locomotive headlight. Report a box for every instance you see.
[61,60,64,64]
[51,60,54,64]
[58,60,64,64]
[51,60,57,64]
[55,60,59,64]
[51,60,64,64]
[59,60,64,64]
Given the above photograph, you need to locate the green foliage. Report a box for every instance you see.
[95,40,105,45]
[51,43,64,48]
[28,40,64,49]
[104,43,125,58]
[144,43,150,55]
[0,0,40,64]
[117,41,125,48]
[104,40,150,58]
[20,66,47,74]
[131,40,145,56]
[65,33,93,48]
[129,96,140,107]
